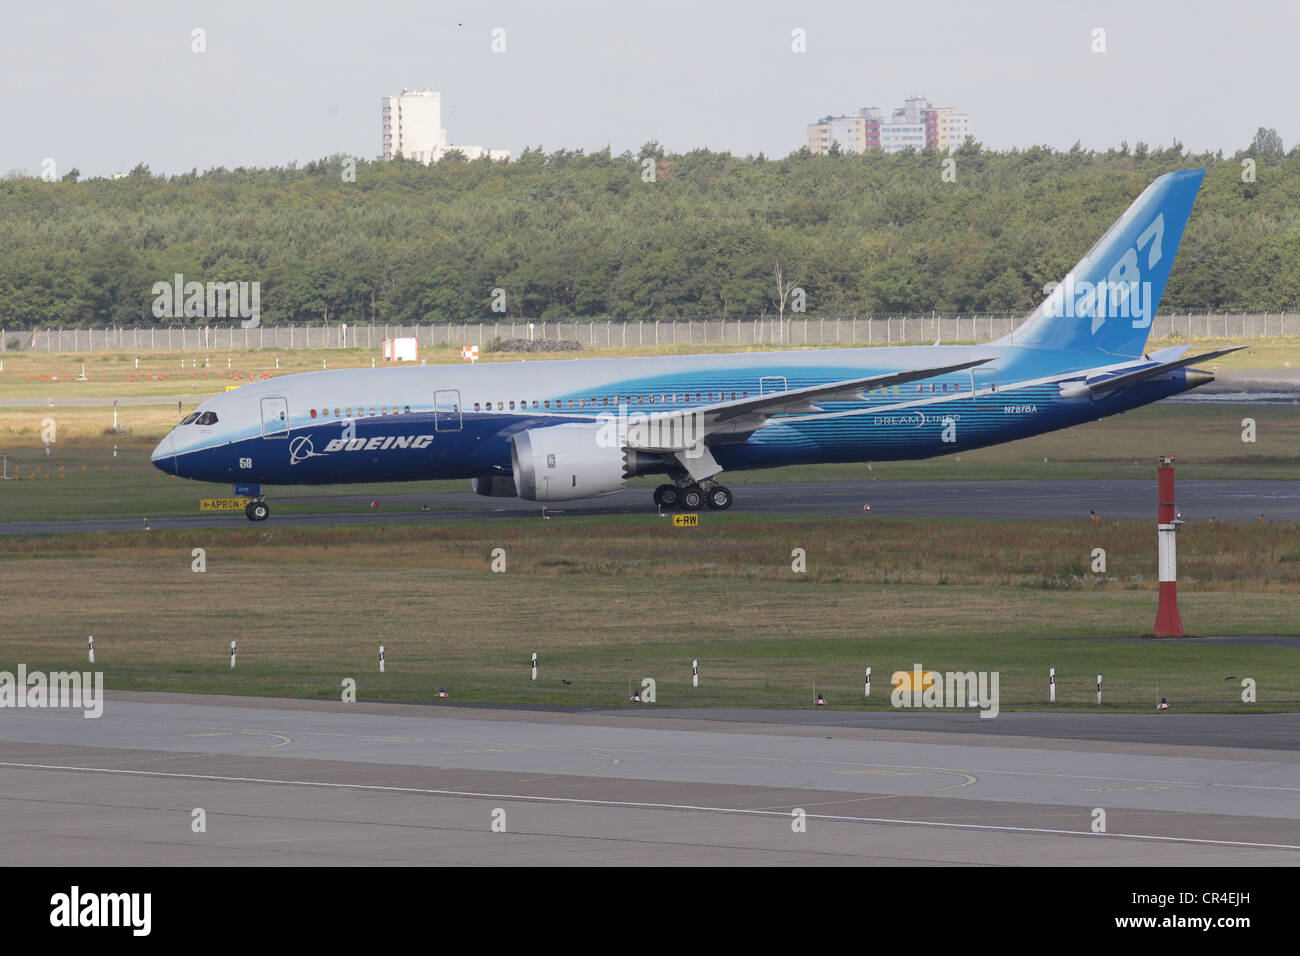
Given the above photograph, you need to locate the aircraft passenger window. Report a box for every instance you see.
[648,395,655,404]
[474,403,481,412]
[497,401,504,410]
[579,398,586,407]
[567,399,575,408]
[404,405,411,413]
[333,408,340,417]
[180,412,200,425]
[509,401,516,410]
[730,391,736,400]
[929,384,935,393]
[310,409,317,418]
[369,407,376,416]
[543,400,550,408]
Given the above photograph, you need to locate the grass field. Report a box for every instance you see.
[1,517,1297,713]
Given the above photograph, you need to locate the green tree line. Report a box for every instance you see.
[1,133,1296,329]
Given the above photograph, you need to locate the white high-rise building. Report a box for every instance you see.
[381,89,509,163]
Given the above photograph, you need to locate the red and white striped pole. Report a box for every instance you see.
[1154,455,1184,636]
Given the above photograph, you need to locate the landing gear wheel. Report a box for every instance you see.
[654,484,679,509]
[679,485,704,511]
[245,500,270,522]
[705,485,733,510]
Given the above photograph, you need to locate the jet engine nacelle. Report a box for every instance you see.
[511,423,660,501]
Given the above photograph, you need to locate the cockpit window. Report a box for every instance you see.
[195,411,218,426]
[180,412,200,425]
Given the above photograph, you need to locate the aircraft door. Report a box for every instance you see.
[261,397,289,438]
[971,368,998,407]
[434,389,462,432]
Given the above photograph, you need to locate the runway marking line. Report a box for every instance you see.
[2,760,1297,853]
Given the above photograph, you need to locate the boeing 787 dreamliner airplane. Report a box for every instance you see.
[153,168,1233,520]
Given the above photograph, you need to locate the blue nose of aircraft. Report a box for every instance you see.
[151,432,177,475]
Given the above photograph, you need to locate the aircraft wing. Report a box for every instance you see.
[1058,348,1243,399]
[622,359,991,467]
[706,358,992,424]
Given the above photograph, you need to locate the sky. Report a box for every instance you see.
[5,0,1298,179]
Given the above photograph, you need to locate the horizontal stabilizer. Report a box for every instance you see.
[1058,347,1243,398]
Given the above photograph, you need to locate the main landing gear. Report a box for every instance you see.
[653,479,733,511]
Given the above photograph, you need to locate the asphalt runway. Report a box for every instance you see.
[3,478,1298,535]
[1,693,1297,865]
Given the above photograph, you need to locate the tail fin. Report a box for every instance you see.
[1003,168,1206,358]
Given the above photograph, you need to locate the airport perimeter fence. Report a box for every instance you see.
[4,312,1298,354]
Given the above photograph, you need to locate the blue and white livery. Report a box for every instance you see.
[152,169,1234,519]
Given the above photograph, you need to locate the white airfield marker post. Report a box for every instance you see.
[531,652,537,681]
[379,644,385,673]
[1049,667,1055,703]
[865,666,871,698]
[230,641,237,669]
[1097,674,1102,706]
[88,635,94,664]
[692,659,699,688]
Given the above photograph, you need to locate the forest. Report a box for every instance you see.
[0,132,1296,329]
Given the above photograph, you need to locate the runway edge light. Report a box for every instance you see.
[1154,455,1185,636]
